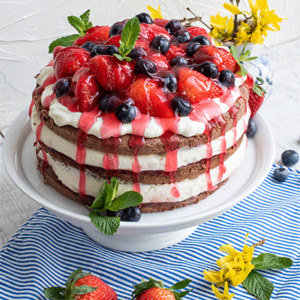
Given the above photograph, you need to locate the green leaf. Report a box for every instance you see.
[252,83,264,96]
[237,61,248,76]
[72,285,97,295]
[242,270,274,300]
[67,16,86,35]
[44,287,65,299]
[66,268,83,287]
[119,16,140,56]
[110,177,119,199]
[170,279,192,290]
[89,211,120,235]
[103,183,114,210]
[48,34,81,53]
[173,290,193,299]
[256,77,264,84]
[132,278,164,299]
[113,53,126,61]
[252,253,293,270]
[80,9,91,25]
[242,56,258,62]
[109,191,143,212]
[230,46,238,59]
[90,182,107,210]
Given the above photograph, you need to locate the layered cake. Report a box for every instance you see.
[30,14,252,213]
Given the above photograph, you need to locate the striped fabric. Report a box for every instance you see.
[1,164,300,300]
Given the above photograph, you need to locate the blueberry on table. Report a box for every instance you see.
[246,119,257,137]
[134,59,157,76]
[186,42,201,57]
[273,167,289,182]
[189,35,211,45]
[91,45,104,57]
[281,150,299,166]
[170,56,188,67]
[150,36,170,54]
[194,61,218,78]
[109,22,124,37]
[128,47,147,60]
[115,101,137,123]
[102,45,119,56]
[54,78,70,98]
[122,206,141,222]
[173,29,191,44]
[136,12,153,24]
[170,96,192,117]
[219,70,235,88]
[81,41,96,52]
[164,19,183,35]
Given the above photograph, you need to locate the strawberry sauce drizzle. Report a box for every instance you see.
[76,107,100,198]
[229,106,239,147]
[36,122,48,174]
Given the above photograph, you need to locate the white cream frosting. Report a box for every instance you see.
[31,104,250,172]
[37,135,247,203]
[36,66,247,139]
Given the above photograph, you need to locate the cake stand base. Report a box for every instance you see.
[82,226,198,252]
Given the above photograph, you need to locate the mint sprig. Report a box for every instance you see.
[252,253,293,270]
[88,177,143,236]
[49,9,93,53]
[230,41,258,76]
[113,17,140,62]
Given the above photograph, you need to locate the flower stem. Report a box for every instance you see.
[252,239,267,248]
[185,7,212,30]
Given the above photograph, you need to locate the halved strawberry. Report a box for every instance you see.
[89,55,134,91]
[74,26,110,45]
[150,24,171,40]
[129,77,174,118]
[186,26,211,42]
[217,47,238,73]
[153,18,169,27]
[72,67,102,112]
[165,45,186,62]
[147,53,170,70]
[135,38,150,51]
[53,46,90,79]
[139,23,155,40]
[177,67,223,103]
[105,35,121,47]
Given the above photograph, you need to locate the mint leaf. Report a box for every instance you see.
[89,212,120,236]
[80,9,92,26]
[44,287,65,299]
[90,182,107,210]
[109,191,143,211]
[113,53,127,61]
[170,279,192,290]
[72,285,97,295]
[67,16,86,36]
[103,182,114,210]
[119,17,140,55]
[252,253,293,270]
[110,177,119,199]
[48,34,81,53]
[243,270,274,300]
[230,46,238,59]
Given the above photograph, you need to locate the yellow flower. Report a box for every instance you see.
[223,3,242,15]
[209,13,234,43]
[211,282,235,300]
[147,5,163,19]
[204,268,225,284]
[248,0,262,15]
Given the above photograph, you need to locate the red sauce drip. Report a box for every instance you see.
[29,99,35,117]
[43,93,56,109]
[204,123,216,191]
[100,113,122,139]
[32,75,56,100]
[229,106,239,147]
[36,122,48,174]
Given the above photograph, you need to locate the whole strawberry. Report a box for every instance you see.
[132,278,192,300]
[249,80,266,118]
[44,268,118,300]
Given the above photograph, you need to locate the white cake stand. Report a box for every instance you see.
[3,108,275,252]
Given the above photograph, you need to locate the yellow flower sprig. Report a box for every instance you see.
[209,0,286,45]
[203,234,293,300]
[147,5,163,19]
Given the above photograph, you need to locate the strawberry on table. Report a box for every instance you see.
[177,67,223,104]
[44,268,118,300]
[53,46,91,79]
[89,55,134,91]
[74,25,110,45]
[132,277,192,300]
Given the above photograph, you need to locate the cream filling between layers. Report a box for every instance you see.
[37,135,247,203]
[36,66,247,139]
[31,104,250,171]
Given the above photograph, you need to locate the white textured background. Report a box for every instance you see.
[0,0,299,128]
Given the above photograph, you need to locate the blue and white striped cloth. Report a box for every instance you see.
[1,164,300,300]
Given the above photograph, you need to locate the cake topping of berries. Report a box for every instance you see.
[136,12,153,24]
[164,19,183,34]
[219,70,236,88]
[134,59,157,76]
[150,36,170,54]
[172,29,191,44]
[54,78,70,98]
[115,100,137,123]
[189,35,211,45]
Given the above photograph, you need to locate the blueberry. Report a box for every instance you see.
[134,59,157,76]
[150,36,170,54]
[82,41,96,52]
[246,119,257,137]
[170,56,188,67]
[170,96,192,116]
[128,47,147,60]
[219,70,235,88]
[273,167,289,182]
[54,78,70,98]
[102,45,119,56]
[122,206,141,222]
[115,100,137,123]
[173,29,191,44]
[107,209,125,219]
[109,22,124,37]
[162,73,177,92]
[281,150,299,166]
[186,42,201,56]
[99,94,122,113]
[91,45,104,57]
[164,19,183,35]
[189,35,211,45]
[194,61,218,79]
[136,12,153,24]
